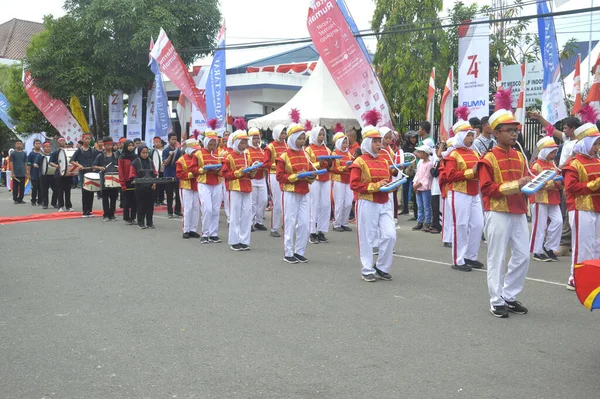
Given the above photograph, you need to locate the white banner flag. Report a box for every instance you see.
[145,83,156,142]
[458,17,490,119]
[108,90,124,142]
[127,88,143,140]
[191,65,209,136]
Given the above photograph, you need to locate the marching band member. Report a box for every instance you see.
[93,137,119,222]
[49,139,73,211]
[264,124,288,237]
[247,127,268,231]
[35,142,55,209]
[529,136,562,262]
[349,109,395,282]
[331,126,353,232]
[71,133,97,217]
[196,120,224,244]
[305,123,332,244]
[277,111,315,264]
[444,113,483,272]
[222,119,255,251]
[177,138,201,239]
[478,105,531,318]
[118,140,137,225]
[439,136,457,248]
[563,119,600,290]
[130,146,157,229]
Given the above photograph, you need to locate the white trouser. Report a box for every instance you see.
[450,191,484,266]
[252,178,268,226]
[357,199,396,275]
[283,191,309,257]
[222,181,229,223]
[442,196,453,244]
[309,180,331,234]
[198,183,222,237]
[269,173,283,232]
[485,212,530,307]
[181,188,199,233]
[6,170,12,190]
[228,191,252,246]
[569,210,600,279]
[530,203,562,254]
[333,181,353,228]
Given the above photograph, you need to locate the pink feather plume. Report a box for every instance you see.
[494,87,513,111]
[207,118,218,130]
[578,103,599,124]
[289,108,301,124]
[233,118,247,131]
[334,123,344,133]
[361,108,382,127]
[454,105,470,121]
[304,120,313,131]
[545,124,555,137]
[192,129,201,140]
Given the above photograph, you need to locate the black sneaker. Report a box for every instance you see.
[138,225,147,230]
[174,211,183,217]
[490,305,509,318]
[230,244,243,251]
[31,201,36,206]
[293,253,308,263]
[451,263,472,272]
[182,232,190,239]
[240,244,250,251]
[147,225,155,229]
[543,247,558,261]
[443,242,452,248]
[505,300,528,315]
[412,223,423,231]
[342,226,352,232]
[255,223,267,231]
[189,231,201,238]
[42,206,48,209]
[374,266,392,281]
[309,234,320,244]
[361,273,377,282]
[317,233,328,243]
[209,236,222,243]
[333,226,345,232]
[373,247,379,255]
[200,237,210,244]
[270,231,281,237]
[284,256,299,264]
[465,259,484,269]
[533,253,552,262]
[251,225,255,232]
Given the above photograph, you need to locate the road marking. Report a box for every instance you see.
[393,254,565,287]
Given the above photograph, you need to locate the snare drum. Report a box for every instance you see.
[102,172,121,190]
[57,149,78,177]
[83,172,101,192]
[41,155,56,176]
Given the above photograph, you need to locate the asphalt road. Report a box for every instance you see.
[1,187,599,399]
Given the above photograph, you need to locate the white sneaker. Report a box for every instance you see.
[57,207,65,212]
[66,208,75,212]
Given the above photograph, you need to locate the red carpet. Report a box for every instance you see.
[0,206,168,225]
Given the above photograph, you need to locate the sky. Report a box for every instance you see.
[2,0,598,68]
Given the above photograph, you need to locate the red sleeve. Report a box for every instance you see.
[477,160,504,199]
[564,166,595,196]
[349,165,370,194]
[276,157,297,185]
[175,159,188,181]
[118,159,127,189]
[129,163,138,180]
[221,155,236,181]
[263,147,274,169]
[444,157,471,184]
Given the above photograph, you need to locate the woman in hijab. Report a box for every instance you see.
[305,124,332,244]
[263,124,288,237]
[563,127,600,290]
[118,140,137,225]
[130,145,157,229]
[443,121,484,272]
[331,131,353,232]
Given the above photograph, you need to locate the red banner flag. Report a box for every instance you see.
[439,68,454,142]
[514,62,527,128]
[426,68,435,125]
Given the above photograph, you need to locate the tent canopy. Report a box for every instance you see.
[248,59,360,131]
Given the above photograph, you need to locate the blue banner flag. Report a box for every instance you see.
[206,23,226,133]
[149,57,172,141]
[0,92,16,130]
[337,0,370,62]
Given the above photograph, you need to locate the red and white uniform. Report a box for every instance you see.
[331,136,353,229]
[176,148,200,234]
[247,138,268,227]
[196,139,223,239]
[305,127,332,236]
[264,125,288,233]
[529,156,562,255]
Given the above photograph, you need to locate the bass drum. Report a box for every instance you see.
[57,149,78,176]
[83,172,101,192]
[152,149,163,173]
[41,154,56,176]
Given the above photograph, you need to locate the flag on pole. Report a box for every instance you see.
[494,64,503,111]
[439,68,454,142]
[572,54,582,116]
[426,68,435,125]
[514,62,527,129]
[149,56,172,143]
[585,52,600,111]
[205,22,227,134]
[176,94,190,139]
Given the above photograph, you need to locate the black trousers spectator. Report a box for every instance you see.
[165,182,181,215]
[12,176,25,202]
[136,187,154,227]
[30,179,41,204]
[40,175,54,207]
[122,189,137,222]
[82,189,95,215]
[155,172,165,204]
[101,189,118,218]
[431,194,441,230]
[58,177,73,209]
[1,171,5,186]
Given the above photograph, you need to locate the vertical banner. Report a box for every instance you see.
[150,28,207,118]
[439,68,454,142]
[108,90,124,142]
[572,54,582,115]
[191,65,209,135]
[0,92,16,131]
[69,96,90,133]
[458,17,490,119]
[205,23,227,133]
[149,57,172,142]
[494,63,503,111]
[584,53,600,112]
[23,71,83,143]
[426,67,435,125]
[307,0,392,128]
[537,0,568,124]
[127,88,143,140]
[145,82,157,142]
[514,62,527,129]
[176,94,190,139]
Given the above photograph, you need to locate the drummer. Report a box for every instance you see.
[93,137,119,221]
[49,137,74,212]
[71,133,98,217]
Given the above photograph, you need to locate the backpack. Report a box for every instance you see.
[430,159,441,178]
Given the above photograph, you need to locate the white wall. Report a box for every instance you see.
[229,88,299,118]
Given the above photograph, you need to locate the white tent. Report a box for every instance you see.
[248,59,360,130]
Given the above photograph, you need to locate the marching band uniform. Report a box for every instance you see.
[177,138,201,238]
[478,109,530,317]
[305,126,332,243]
[247,128,268,231]
[529,137,563,262]
[331,132,353,231]
[264,124,288,237]
[196,132,224,243]
[276,122,314,263]
[222,130,254,251]
[563,124,600,289]
[439,137,456,247]
[349,119,395,282]
[444,121,483,271]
